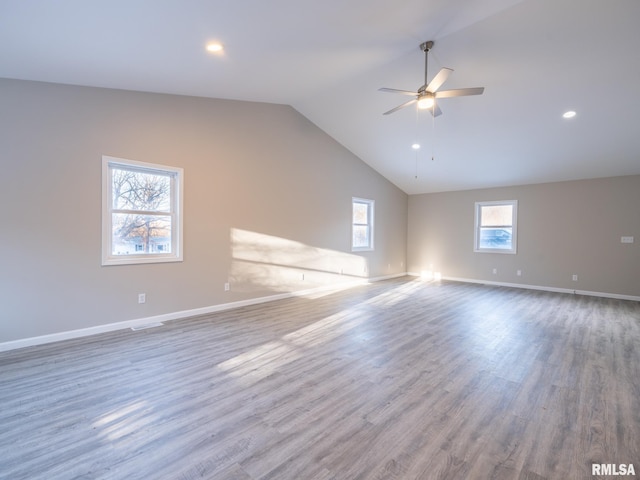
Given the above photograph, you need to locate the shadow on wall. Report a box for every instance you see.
[229,228,368,293]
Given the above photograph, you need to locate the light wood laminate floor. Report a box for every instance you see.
[1,278,639,480]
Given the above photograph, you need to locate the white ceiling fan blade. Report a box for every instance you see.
[383,98,417,115]
[379,87,418,96]
[426,68,453,93]
[430,104,443,117]
[435,87,485,98]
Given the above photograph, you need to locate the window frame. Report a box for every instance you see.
[474,200,518,254]
[102,155,184,266]
[352,197,375,252]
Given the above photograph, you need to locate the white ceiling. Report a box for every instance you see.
[2,0,639,194]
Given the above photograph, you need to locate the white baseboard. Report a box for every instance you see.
[407,272,640,302]
[9,272,632,353]
[0,273,407,353]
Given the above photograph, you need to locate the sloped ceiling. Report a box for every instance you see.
[1,0,639,194]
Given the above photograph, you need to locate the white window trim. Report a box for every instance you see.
[102,156,183,266]
[474,199,518,254]
[352,197,375,252]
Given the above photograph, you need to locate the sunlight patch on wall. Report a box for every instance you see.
[229,228,368,293]
[420,270,442,281]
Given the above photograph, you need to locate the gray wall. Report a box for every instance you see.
[0,78,408,343]
[408,176,640,297]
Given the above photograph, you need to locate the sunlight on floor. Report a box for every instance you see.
[216,339,301,382]
[92,400,154,442]
[360,279,425,308]
[216,279,428,385]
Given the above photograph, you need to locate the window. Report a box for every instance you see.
[102,156,183,265]
[352,197,374,251]
[474,200,517,254]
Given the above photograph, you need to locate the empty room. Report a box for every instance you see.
[1,1,639,479]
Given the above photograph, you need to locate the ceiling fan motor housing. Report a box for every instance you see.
[420,41,434,52]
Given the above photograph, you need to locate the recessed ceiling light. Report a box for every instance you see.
[412,143,421,150]
[562,110,576,119]
[206,42,224,53]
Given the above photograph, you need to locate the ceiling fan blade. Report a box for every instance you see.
[383,98,417,115]
[426,68,453,93]
[379,87,418,96]
[430,104,443,117]
[435,87,485,98]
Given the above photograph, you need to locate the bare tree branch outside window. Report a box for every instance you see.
[102,156,183,266]
[110,167,173,255]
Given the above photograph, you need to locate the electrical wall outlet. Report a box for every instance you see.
[224,283,230,291]
[621,236,634,244]
[572,274,578,282]
[492,268,498,275]
[138,293,146,304]
[517,270,522,276]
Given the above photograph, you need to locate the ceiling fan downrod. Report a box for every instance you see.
[420,41,434,91]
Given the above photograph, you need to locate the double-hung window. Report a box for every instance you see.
[102,156,183,265]
[352,197,374,251]
[474,200,517,254]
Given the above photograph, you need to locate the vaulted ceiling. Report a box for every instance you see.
[1,0,639,194]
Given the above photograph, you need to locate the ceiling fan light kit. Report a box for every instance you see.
[417,94,434,109]
[379,40,484,117]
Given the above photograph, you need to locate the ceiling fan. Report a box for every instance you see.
[379,41,484,117]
